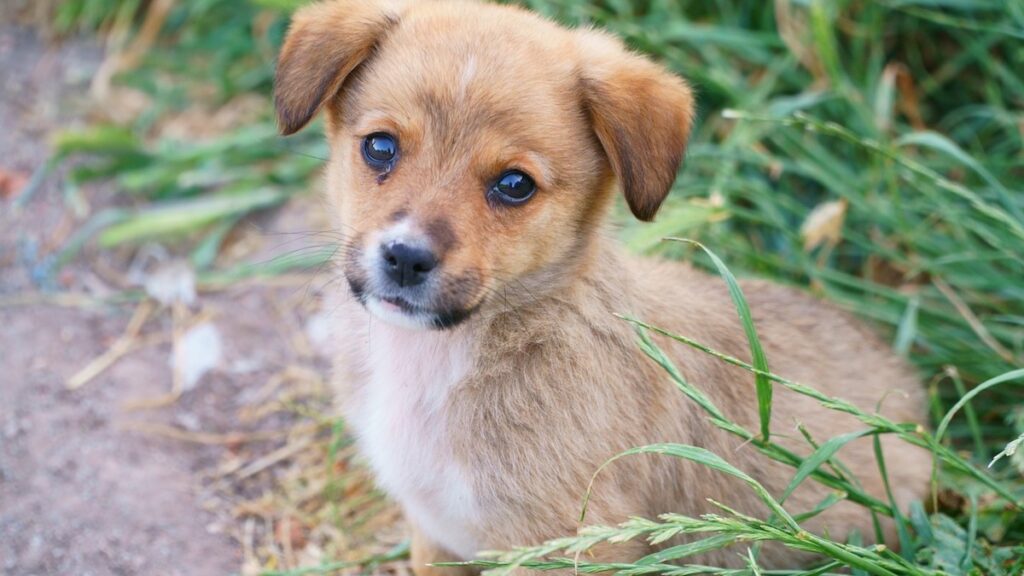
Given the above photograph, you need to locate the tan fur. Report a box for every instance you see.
[275,0,931,570]
[411,525,475,576]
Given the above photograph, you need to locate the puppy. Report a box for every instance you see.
[274,0,930,570]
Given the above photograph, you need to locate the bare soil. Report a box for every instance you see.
[0,24,332,576]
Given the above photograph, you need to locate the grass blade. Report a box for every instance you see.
[780,429,876,504]
[934,368,1024,446]
[98,188,288,246]
[667,238,774,442]
[871,436,912,560]
[582,443,799,530]
[623,316,1023,510]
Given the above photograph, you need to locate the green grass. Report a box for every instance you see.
[44,0,1024,573]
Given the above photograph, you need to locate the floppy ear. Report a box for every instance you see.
[576,30,695,221]
[274,0,404,135]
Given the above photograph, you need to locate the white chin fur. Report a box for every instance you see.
[365,296,435,330]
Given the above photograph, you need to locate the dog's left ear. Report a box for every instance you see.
[576,30,695,221]
[274,0,405,135]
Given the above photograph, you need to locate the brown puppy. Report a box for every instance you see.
[274,0,930,570]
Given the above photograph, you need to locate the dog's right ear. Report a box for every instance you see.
[274,0,404,135]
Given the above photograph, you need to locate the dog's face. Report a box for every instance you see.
[275,0,694,330]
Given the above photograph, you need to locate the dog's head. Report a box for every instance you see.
[275,0,694,330]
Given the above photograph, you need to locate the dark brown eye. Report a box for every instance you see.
[490,170,536,205]
[362,133,398,169]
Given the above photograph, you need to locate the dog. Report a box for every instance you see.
[274,0,931,570]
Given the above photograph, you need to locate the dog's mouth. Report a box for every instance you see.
[378,294,421,315]
[366,293,477,330]
[347,276,477,331]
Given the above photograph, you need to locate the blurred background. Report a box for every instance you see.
[0,1,1021,575]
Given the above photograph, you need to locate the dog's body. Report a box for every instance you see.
[275,0,930,569]
[331,238,929,568]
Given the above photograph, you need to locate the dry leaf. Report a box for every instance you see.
[0,167,29,200]
[274,516,308,551]
[174,321,222,391]
[800,199,848,251]
[143,260,196,306]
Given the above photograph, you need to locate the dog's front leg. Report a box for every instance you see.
[410,525,478,576]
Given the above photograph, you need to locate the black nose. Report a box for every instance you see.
[382,242,438,287]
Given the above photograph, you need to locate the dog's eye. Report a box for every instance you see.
[490,170,536,205]
[362,133,398,169]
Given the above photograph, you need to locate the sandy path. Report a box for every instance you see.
[0,24,326,576]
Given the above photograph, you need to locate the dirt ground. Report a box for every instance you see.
[0,24,341,576]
